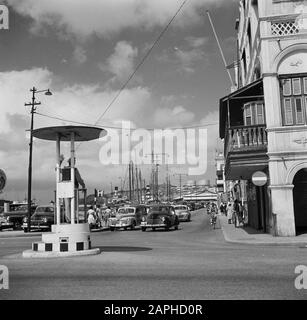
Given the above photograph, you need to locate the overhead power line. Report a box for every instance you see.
[93,0,189,126]
[36,112,218,130]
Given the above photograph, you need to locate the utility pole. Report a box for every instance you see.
[131,162,135,202]
[173,173,188,199]
[139,169,143,203]
[155,163,159,202]
[135,164,140,203]
[25,87,52,232]
[145,152,169,202]
[128,161,132,202]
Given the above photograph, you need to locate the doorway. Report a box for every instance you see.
[293,169,307,235]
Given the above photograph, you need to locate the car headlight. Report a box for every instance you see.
[6,216,10,222]
[23,217,28,223]
[161,217,165,222]
[142,217,146,222]
[42,217,48,223]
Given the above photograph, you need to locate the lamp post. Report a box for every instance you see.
[25,87,52,232]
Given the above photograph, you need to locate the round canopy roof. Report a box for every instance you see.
[32,125,107,142]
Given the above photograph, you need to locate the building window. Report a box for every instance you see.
[243,101,265,126]
[280,76,307,126]
[244,104,252,125]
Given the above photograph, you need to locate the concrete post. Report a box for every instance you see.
[70,132,75,225]
[56,133,61,225]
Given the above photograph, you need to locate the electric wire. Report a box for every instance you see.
[36,111,218,130]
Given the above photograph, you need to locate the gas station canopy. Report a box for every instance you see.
[32,125,106,141]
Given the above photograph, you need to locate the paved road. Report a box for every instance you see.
[0,209,307,300]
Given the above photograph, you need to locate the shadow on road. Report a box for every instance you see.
[96,246,152,252]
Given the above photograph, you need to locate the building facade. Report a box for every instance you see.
[220,0,307,236]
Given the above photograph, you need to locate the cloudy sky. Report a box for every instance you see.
[0,0,238,203]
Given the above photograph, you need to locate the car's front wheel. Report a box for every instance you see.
[141,227,146,232]
[13,222,21,230]
[110,227,115,231]
[174,224,179,230]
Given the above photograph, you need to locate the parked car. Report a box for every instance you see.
[109,205,147,231]
[141,204,179,232]
[174,205,191,222]
[0,203,37,230]
[194,202,203,210]
[22,205,55,232]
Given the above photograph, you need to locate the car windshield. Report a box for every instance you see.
[175,206,187,210]
[11,205,28,212]
[35,207,54,214]
[148,206,170,214]
[118,208,135,214]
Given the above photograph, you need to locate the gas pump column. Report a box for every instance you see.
[22,125,107,258]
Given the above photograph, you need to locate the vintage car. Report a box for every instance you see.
[141,204,179,232]
[109,205,147,231]
[22,205,55,232]
[174,205,191,222]
[0,203,37,230]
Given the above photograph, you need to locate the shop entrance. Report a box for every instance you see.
[293,169,307,235]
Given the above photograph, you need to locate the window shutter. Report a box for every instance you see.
[284,98,293,125]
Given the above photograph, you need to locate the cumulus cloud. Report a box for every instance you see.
[99,41,138,83]
[160,36,209,74]
[73,45,87,64]
[185,36,209,48]
[153,105,195,127]
[0,67,154,200]
[174,47,205,73]
[6,0,237,39]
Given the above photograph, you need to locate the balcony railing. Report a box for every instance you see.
[225,124,268,156]
[271,20,299,36]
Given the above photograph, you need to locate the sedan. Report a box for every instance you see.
[22,205,54,232]
[141,205,179,232]
[174,205,191,222]
[109,207,138,231]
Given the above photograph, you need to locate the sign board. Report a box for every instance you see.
[0,169,6,192]
[252,171,268,187]
[57,181,74,198]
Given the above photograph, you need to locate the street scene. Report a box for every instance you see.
[1,0,307,302]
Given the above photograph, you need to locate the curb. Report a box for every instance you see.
[22,248,101,258]
[219,217,307,247]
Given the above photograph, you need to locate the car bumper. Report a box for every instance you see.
[0,222,14,229]
[109,222,132,228]
[178,216,189,221]
[22,223,50,230]
[141,222,166,228]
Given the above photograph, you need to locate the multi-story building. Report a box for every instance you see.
[219,0,307,236]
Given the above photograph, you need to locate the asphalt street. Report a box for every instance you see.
[0,209,307,300]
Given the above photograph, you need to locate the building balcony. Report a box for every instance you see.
[219,78,268,181]
[225,124,267,155]
[224,124,268,180]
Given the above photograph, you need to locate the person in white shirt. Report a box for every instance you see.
[87,206,96,229]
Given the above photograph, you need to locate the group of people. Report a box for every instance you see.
[222,199,246,228]
[86,205,113,229]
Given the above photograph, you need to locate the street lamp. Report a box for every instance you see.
[25,87,52,232]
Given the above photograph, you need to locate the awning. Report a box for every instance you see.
[219,78,264,139]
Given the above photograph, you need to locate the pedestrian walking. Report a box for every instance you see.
[233,199,240,228]
[226,202,233,224]
[210,203,218,226]
[87,206,97,230]
[96,205,102,228]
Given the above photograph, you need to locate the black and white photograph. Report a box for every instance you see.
[0,0,307,311]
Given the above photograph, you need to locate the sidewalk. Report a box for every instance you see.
[218,215,307,246]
